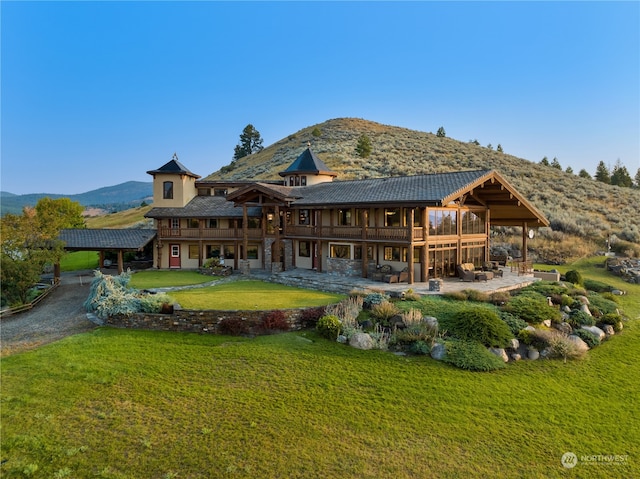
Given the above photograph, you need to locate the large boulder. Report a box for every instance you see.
[580,304,592,316]
[567,335,589,353]
[581,325,605,341]
[430,342,447,360]
[527,348,540,360]
[423,316,438,329]
[601,324,615,337]
[553,322,573,335]
[576,295,590,305]
[507,338,519,350]
[349,332,374,350]
[488,347,509,362]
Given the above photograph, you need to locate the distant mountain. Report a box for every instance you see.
[0,181,153,216]
[205,117,640,243]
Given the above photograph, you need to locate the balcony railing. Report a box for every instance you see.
[286,225,414,241]
[159,227,262,240]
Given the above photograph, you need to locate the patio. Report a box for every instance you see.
[253,266,539,296]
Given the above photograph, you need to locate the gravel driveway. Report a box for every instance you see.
[1,271,98,356]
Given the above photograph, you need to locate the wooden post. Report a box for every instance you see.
[117,250,123,274]
[422,207,428,281]
[361,208,368,278]
[407,207,414,284]
[522,222,528,263]
[242,204,249,261]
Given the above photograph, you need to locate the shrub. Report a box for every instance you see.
[504,292,561,324]
[499,312,528,335]
[325,296,363,326]
[409,340,431,355]
[299,306,325,328]
[462,289,490,303]
[446,307,513,348]
[316,314,342,340]
[522,281,567,297]
[443,291,468,302]
[564,270,583,285]
[587,294,619,317]
[583,279,613,293]
[138,293,173,313]
[260,310,289,332]
[443,340,506,371]
[363,292,388,310]
[489,291,510,306]
[600,313,624,332]
[519,328,555,350]
[218,318,251,336]
[548,334,586,363]
[572,329,600,348]
[84,270,142,319]
[370,301,400,322]
[404,289,421,301]
[567,310,596,327]
[369,324,391,350]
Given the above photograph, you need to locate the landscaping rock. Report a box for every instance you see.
[337,334,347,344]
[553,322,573,335]
[524,325,536,332]
[488,347,508,362]
[511,353,522,361]
[611,289,626,296]
[539,348,552,359]
[423,316,438,329]
[542,319,552,327]
[581,325,605,341]
[580,304,592,316]
[601,324,615,337]
[359,319,373,330]
[576,295,590,305]
[388,315,406,330]
[507,338,519,350]
[527,348,540,360]
[430,342,446,360]
[349,332,374,350]
[563,305,571,314]
[567,335,589,353]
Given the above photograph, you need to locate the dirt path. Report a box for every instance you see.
[0,271,98,356]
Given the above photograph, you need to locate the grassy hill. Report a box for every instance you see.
[84,205,153,229]
[205,118,640,255]
[0,181,152,216]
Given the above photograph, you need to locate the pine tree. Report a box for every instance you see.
[594,161,611,184]
[233,124,264,160]
[551,157,562,170]
[635,168,640,188]
[565,166,574,174]
[610,159,633,187]
[496,144,503,153]
[355,134,372,158]
[578,169,591,179]
[436,126,446,138]
[540,157,550,166]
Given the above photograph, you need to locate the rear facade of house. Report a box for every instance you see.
[145,149,548,284]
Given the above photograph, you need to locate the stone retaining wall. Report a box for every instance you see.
[105,307,316,335]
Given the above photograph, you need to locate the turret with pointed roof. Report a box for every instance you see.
[146,153,201,179]
[147,153,200,207]
[279,147,337,186]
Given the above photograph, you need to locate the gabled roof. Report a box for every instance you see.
[146,153,200,179]
[226,182,301,204]
[279,148,337,177]
[145,195,262,219]
[59,229,157,251]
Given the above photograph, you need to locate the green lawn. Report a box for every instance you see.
[1,257,638,478]
[60,251,99,272]
[168,280,345,309]
[129,270,216,289]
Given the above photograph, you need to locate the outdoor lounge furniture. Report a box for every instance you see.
[373,265,409,283]
[457,263,492,282]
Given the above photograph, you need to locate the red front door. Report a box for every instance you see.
[169,244,181,268]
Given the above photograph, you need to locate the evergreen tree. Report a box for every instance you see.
[551,157,562,170]
[540,156,550,166]
[635,168,640,188]
[436,126,446,138]
[233,124,264,160]
[578,169,591,179]
[565,166,574,174]
[355,134,372,158]
[610,159,633,187]
[496,144,503,153]
[594,161,610,184]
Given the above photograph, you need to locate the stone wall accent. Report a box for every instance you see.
[105,307,314,335]
[327,258,363,277]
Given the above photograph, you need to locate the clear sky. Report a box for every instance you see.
[2,1,639,195]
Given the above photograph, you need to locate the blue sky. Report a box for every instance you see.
[2,1,638,195]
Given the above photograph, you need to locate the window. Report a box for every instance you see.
[384,246,401,261]
[429,209,457,235]
[248,218,261,228]
[171,245,180,257]
[299,209,310,225]
[300,176,307,186]
[163,181,174,199]
[354,245,373,260]
[402,247,422,263]
[246,245,258,259]
[289,177,295,186]
[330,243,350,259]
[295,176,300,186]
[207,245,220,258]
[171,218,180,229]
[223,245,235,259]
[206,219,218,228]
[337,209,351,226]
[198,188,210,196]
[188,245,199,259]
[384,208,401,227]
[461,211,486,235]
[214,188,227,197]
[299,241,311,257]
[188,218,199,228]
[405,208,422,226]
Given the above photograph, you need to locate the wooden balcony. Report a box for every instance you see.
[158,227,262,240]
[285,225,419,242]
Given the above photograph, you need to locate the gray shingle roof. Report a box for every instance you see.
[145,196,262,219]
[290,170,491,206]
[279,148,337,177]
[146,154,200,178]
[59,229,157,250]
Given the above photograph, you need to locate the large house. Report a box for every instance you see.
[144,149,549,284]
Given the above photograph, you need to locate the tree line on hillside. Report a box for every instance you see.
[539,156,639,188]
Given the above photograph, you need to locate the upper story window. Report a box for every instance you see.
[429,209,458,235]
[337,209,351,226]
[300,176,307,186]
[163,181,174,199]
[384,208,401,227]
[198,188,211,196]
[214,188,227,197]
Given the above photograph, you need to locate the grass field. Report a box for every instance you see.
[1,257,638,478]
[59,251,99,272]
[129,270,216,289]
